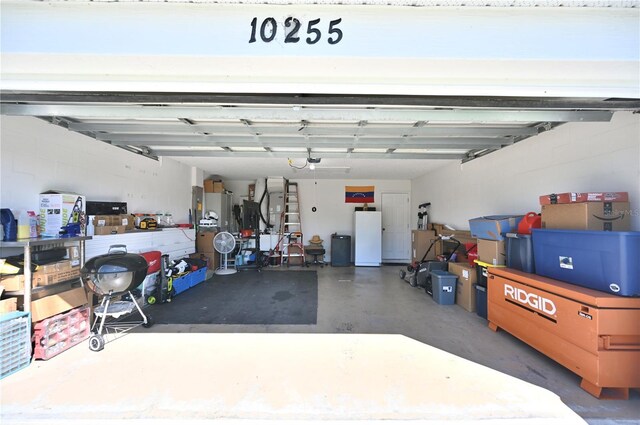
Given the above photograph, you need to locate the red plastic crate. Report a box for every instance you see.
[33,306,90,360]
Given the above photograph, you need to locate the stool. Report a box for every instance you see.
[304,246,326,267]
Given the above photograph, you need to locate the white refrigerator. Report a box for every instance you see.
[354,211,382,266]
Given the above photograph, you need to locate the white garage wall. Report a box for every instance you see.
[226,179,411,260]
[223,180,254,206]
[411,111,640,232]
[0,116,195,223]
[296,179,410,252]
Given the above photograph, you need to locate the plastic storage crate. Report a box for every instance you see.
[430,270,457,305]
[505,233,535,273]
[1,311,31,379]
[33,306,90,360]
[532,229,640,296]
[189,267,207,288]
[172,274,191,295]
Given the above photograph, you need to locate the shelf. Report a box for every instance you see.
[1,236,89,323]
[0,235,92,249]
[3,278,82,299]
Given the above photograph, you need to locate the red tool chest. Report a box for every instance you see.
[487,268,640,399]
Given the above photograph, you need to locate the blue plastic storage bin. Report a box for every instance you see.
[532,229,640,296]
[468,215,523,241]
[189,268,207,288]
[172,274,191,295]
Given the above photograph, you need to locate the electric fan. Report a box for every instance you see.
[214,231,237,275]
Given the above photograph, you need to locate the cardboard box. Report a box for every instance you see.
[93,215,117,227]
[469,215,523,241]
[196,252,219,271]
[477,239,506,266]
[93,225,126,235]
[39,260,79,274]
[539,192,629,205]
[1,267,81,291]
[448,262,477,312]
[191,252,218,272]
[30,287,87,323]
[0,274,36,292]
[411,230,437,263]
[0,297,18,314]
[119,214,135,230]
[196,231,217,253]
[35,267,80,286]
[541,202,630,231]
[39,191,86,237]
[204,180,224,193]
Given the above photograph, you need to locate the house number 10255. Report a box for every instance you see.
[249,17,343,45]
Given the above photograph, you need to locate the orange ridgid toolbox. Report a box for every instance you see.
[487,267,640,400]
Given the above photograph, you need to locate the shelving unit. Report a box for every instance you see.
[235,232,261,271]
[0,236,91,322]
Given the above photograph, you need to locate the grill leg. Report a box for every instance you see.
[91,296,107,332]
[96,296,111,336]
[130,291,148,324]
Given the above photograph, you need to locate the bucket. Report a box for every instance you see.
[517,212,541,235]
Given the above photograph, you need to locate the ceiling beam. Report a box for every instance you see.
[0,104,614,123]
[103,136,513,149]
[148,149,466,160]
[66,122,540,137]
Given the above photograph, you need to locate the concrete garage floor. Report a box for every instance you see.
[2,265,639,423]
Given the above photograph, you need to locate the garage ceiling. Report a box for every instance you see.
[2,1,638,179]
[3,92,637,179]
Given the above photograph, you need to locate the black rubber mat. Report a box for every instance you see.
[147,270,318,325]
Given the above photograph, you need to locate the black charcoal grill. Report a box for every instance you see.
[81,245,153,351]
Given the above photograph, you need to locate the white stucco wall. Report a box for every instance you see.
[411,111,640,232]
[0,116,195,223]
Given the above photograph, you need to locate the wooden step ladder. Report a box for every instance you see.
[281,181,305,267]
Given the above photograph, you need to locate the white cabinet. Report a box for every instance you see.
[85,228,195,261]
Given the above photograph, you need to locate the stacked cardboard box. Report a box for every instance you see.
[448,262,477,312]
[411,230,438,263]
[92,214,132,235]
[468,216,523,266]
[539,192,630,231]
[0,265,81,291]
[204,179,224,193]
[196,230,219,271]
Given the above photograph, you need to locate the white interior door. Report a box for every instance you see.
[381,193,410,262]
